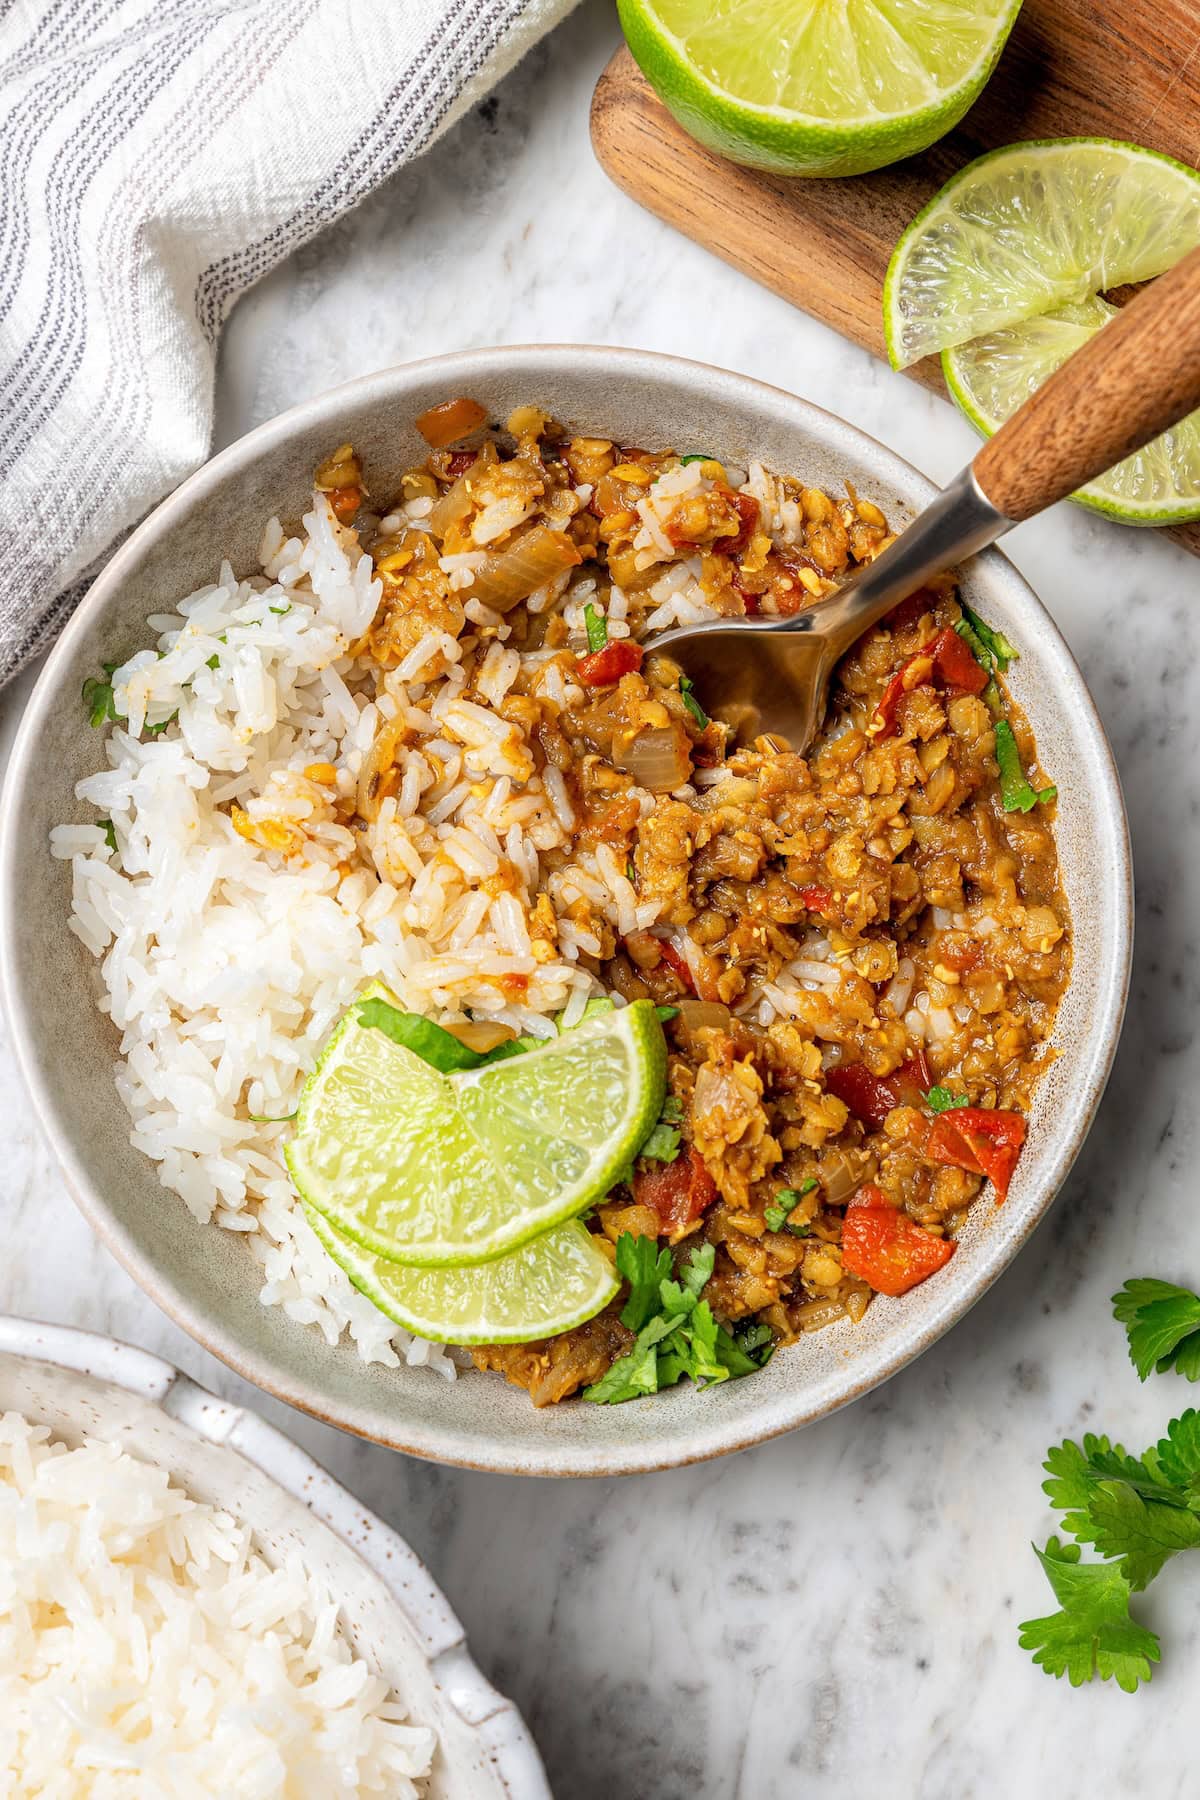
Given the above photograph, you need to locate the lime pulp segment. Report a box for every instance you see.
[617,0,1023,178]
[307,1206,619,1345]
[285,987,666,1268]
[943,296,1200,523]
[884,138,1200,368]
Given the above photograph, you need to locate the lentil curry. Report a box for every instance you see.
[328,401,1069,1404]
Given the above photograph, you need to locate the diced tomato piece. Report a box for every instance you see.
[713,491,760,556]
[326,485,361,524]
[446,449,478,477]
[635,1147,717,1236]
[824,1051,932,1129]
[797,882,834,915]
[930,626,989,695]
[871,627,987,737]
[925,1107,1026,1202]
[825,1062,897,1128]
[656,938,696,994]
[575,641,644,686]
[731,574,761,617]
[841,1186,956,1295]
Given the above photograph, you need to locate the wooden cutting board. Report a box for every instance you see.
[591,10,1200,554]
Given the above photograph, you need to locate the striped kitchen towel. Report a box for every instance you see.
[0,0,577,685]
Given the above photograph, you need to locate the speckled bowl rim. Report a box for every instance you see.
[0,345,1132,1476]
[0,1314,550,1796]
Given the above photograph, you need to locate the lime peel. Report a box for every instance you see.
[307,1207,619,1346]
[884,137,1200,369]
[617,0,1023,180]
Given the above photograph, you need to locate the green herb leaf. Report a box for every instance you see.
[655,1005,679,1024]
[1018,1538,1159,1692]
[615,1233,673,1332]
[206,653,221,669]
[1086,1481,1200,1591]
[678,453,712,465]
[626,859,637,883]
[639,1121,682,1163]
[82,660,121,727]
[588,1234,761,1403]
[995,718,1056,814]
[960,603,1018,672]
[357,998,523,1072]
[1113,1278,1200,1382]
[679,676,709,729]
[661,1095,684,1124]
[764,1179,817,1234]
[98,819,118,855]
[1151,1409,1200,1494]
[926,1085,969,1113]
[248,1109,299,1123]
[583,602,608,653]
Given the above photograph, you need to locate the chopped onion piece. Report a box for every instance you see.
[465,526,581,612]
[615,724,692,793]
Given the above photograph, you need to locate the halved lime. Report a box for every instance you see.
[944,296,1200,523]
[885,139,1200,368]
[307,1207,619,1345]
[286,987,666,1267]
[617,0,1023,179]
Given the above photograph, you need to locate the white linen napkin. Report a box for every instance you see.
[0,0,578,684]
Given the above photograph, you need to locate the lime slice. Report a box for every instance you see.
[307,1206,619,1345]
[617,0,1022,179]
[286,987,666,1267]
[885,138,1200,368]
[944,296,1200,524]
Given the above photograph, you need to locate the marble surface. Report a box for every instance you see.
[5,5,1200,1794]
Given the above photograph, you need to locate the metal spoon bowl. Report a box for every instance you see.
[658,246,1200,748]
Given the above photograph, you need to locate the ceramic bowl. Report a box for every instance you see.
[0,1315,548,1796]
[0,346,1132,1476]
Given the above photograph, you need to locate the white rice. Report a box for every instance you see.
[0,1412,435,1795]
[54,490,699,1368]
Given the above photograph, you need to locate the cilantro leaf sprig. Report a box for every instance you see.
[1018,1538,1160,1693]
[1022,1274,1200,1691]
[1113,1278,1200,1382]
[584,1233,773,1404]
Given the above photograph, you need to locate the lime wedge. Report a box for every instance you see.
[944,296,1200,523]
[885,138,1200,368]
[286,987,666,1267]
[307,1207,619,1345]
[617,0,1022,178]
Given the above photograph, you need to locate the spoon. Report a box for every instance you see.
[655,243,1200,748]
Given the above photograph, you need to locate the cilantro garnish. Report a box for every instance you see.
[584,1233,773,1404]
[995,718,1056,814]
[679,676,709,729]
[926,1085,969,1113]
[655,1005,679,1024]
[678,453,712,465]
[764,1180,817,1235]
[1113,1278,1200,1381]
[639,1121,682,1163]
[357,998,525,1072]
[1019,1538,1159,1693]
[960,603,1018,672]
[1020,1277,1200,1690]
[82,661,121,727]
[98,819,118,855]
[583,602,608,653]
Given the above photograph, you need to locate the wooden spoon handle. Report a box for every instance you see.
[972,244,1200,521]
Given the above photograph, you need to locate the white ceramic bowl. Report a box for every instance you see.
[0,1316,549,1798]
[0,346,1132,1475]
